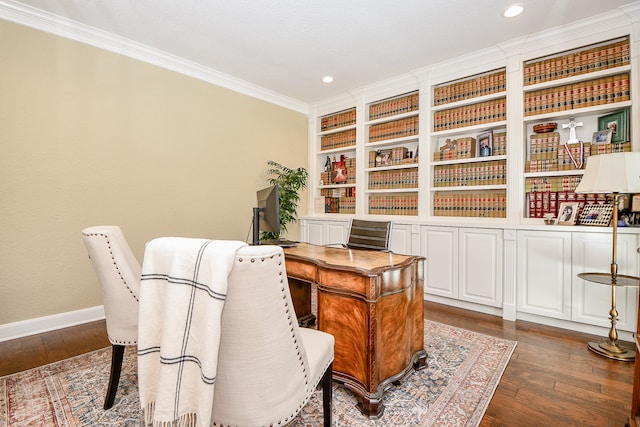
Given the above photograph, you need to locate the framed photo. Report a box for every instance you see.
[375,149,392,167]
[579,203,614,226]
[556,202,579,225]
[631,194,640,213]
[598,109,628,144]
[477,131,493,157]
[591,129,612,144]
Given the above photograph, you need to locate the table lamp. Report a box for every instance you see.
[574,151,640,361]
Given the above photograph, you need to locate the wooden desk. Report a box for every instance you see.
[284,243,427,419]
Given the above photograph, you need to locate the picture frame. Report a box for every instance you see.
[591,129,612,144]
[477,131,493,157]
[375,149,392,167]
[598,109,628,144]
[579,203,614,226]
[631,194,640,213]
[556,202,580,225]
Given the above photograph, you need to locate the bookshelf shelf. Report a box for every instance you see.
[432,121,507,137]
[364,134,419,148]
[430,184,507,192]
[431,91,507,112]
[523,101,631,123]
[523,65,631,93]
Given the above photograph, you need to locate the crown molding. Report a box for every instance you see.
[0,0,310,114]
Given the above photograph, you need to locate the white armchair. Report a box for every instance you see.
[137,239,334,426]
[81,225,140,410]
[212,244,334,426]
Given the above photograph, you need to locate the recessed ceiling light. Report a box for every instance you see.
[321,76,334,83]
[503,4,524,18]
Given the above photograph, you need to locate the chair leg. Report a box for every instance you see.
[321,362,333,427]
[104,344,125,410]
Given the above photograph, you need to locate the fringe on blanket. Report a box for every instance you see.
[144,402,198,427]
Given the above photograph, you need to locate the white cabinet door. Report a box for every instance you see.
[517,230,572,320]
[389,223,412,255]
[421,226,458,299]
[300,219,349,246]
[459,228,503,307]
[572,231,638,332]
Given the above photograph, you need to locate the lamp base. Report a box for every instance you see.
[588,340,635,361]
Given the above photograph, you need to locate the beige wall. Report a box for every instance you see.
[0,20,308,325]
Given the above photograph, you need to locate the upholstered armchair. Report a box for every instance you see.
[212,244,334,426]
[137,239,334,427]
[81,225,140,410]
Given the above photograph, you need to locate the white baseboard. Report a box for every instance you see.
[0,306,106,342]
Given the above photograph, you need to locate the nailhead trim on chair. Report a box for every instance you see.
[82,232,139,303]
[83,231,139,345]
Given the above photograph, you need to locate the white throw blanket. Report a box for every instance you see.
[137,237,247,427]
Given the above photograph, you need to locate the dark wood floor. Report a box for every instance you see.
[0,301,634,426]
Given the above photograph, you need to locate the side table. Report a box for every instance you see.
[577,272,640,361]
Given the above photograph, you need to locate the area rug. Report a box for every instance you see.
[0,320,516,426]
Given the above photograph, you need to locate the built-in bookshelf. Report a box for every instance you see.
[365,91,420,216]
[317,107,357,214]
[430,68,508,218]
[522,36,632,220]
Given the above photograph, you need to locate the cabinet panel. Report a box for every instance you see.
[307,222,325,245]
[517,230,572,319]
[572,232,638,331]
[303,219,349,246]
[459,228,503,307]
[421,226,458,298]
[389,223,411,255]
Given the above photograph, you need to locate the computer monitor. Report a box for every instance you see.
[253,184,280,245]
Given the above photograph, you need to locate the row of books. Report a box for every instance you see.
[433,137,476,161]
[369,92,419,121]
[433,160,506,188]
[320,128,356,151]
[368,168,419,189]
[526,141,630,172]
[368,146,417,167]
[524,37,630,86]
[492,132,508,156]
[368,116,419,142]
[433,98,506,132]
[320,108,356,132]
[368,195,418,216]
[523,73,630,116]
[527,191,608,219]
[323,196,356,214]
[432,132,507,161]
[528,132,561,160]
[525,175,582,192]
[433,69,506,106]
[526,137,593,172]
[433,191,507,218]
[320,187,356,197]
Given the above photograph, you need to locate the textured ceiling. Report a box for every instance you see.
[5,0,638,105]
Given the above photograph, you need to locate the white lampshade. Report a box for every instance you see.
[574,152,640,194]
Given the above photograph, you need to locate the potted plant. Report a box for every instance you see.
[262,160,308,241]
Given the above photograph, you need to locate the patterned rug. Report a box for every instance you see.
[0,321,516,426]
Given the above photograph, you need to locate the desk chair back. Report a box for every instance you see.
[346,219,392,251]
[81,225,140,409]
[212,244,334,427]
